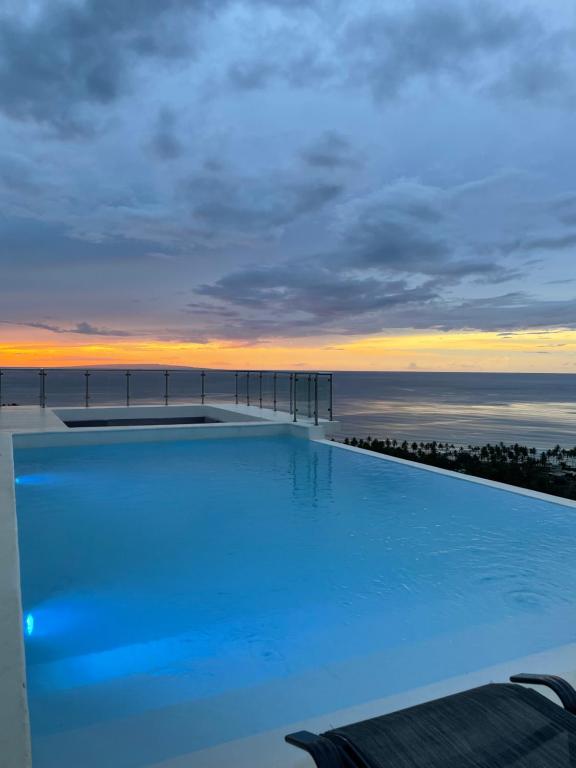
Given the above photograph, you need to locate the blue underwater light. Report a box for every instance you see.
[25,613,34,637]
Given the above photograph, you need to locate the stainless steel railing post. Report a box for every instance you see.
[84,370,90,408]
[164,370,169,405]
[329,373,333,420]
[246,371,250,406]
[314,373,319,426]
[201,370,206,404]
[39,369,47,408]
[0,369,3,408]
[235,371,239,405]
[307,374,311,418]
[259,371,263,408]
[289,373,293,414]
[293,373,298,422]
[125,370,131,406]
[273,372,277,412]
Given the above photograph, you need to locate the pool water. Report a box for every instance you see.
[15,435,576,767]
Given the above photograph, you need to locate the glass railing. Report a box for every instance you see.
[0,368,334,423]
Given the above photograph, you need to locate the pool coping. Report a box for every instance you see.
[0,431,32,768]
[1,418,576,767]
[321,439,576,509]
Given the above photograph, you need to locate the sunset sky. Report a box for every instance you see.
[1,0,575,371]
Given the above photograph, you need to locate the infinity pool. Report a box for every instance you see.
[15,435,576,767]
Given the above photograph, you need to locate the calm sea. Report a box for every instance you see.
[333,372,576,449]
[1,369,575,449]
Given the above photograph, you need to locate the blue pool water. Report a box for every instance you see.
[15,435,576,767]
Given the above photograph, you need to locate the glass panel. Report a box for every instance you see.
[43,369,87,407]
[0,369,41,406]
[317,374,333,421]
[87,370,128,406]
[273,372,292,414]
[293,372,314,422]
[128,370,165,405]
[201,369,236,405]
[166,370,202,403]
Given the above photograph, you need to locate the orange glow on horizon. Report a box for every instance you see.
[1,328,575,372]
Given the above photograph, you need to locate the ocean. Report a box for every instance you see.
[333,372,576,449]
[1,369,575,449]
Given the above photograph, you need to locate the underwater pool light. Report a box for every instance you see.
[25,613,34,637]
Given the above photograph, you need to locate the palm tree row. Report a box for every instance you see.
[342,437,576,501]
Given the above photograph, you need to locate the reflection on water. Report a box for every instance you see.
[333,373,576,448]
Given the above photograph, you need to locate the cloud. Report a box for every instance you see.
[223,0,576,108]
[193,266,576,338]
[331,180,509,280]
[0,0,210,135]
[180,174,343,236]
[0,320,134,336]
[552,194,576,226]
[148,108,184,160]
[512,233,576,252]
[194,268,576,338]
[301,131,358,169]
[190,174,575,339]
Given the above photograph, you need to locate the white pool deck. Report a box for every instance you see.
[1,403,576,768]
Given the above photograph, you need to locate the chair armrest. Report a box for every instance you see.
[510,673,576,714]
[286,730,324,748]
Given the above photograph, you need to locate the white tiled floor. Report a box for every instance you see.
[0,406,68,433]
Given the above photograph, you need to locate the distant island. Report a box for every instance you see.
[342,437,576,502]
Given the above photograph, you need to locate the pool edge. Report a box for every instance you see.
[0,432,32,768]
[320,439,576,510]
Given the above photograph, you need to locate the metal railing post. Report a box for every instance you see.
[273,372,277,412]
[293,373,298,422]
[246,371,250,406]
[235,371,239,405]
[84,370,90,408]
[39,369,46,408]
[0,369,3,408]
[289,373,293,414]
[307,374,311,418]
[125,370,131,406]
[259,371,263,408]
[329,373,333,420]
[201,370,206,404]
[314,373,319,426]
[164,370,169,405]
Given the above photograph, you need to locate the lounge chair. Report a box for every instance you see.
[285,674,576,767]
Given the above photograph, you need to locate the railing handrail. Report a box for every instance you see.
[0,368,334,424]
[0,366,333,374]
